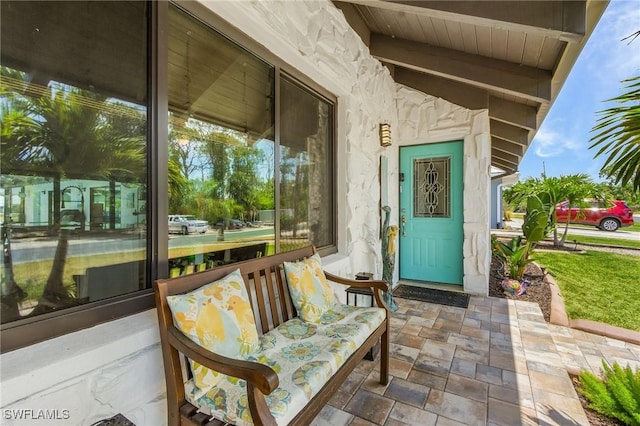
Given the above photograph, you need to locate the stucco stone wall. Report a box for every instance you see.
[395,87,491,294]
[0,311,165,425]
[1,0,490,424]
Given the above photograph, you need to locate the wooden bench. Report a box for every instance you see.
[154,245,390,426]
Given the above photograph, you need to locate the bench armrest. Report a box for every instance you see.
[167,325,279,395]
[324,271,388,291]
[323,271,391,311]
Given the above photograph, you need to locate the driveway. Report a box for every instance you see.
[499,219,639,241]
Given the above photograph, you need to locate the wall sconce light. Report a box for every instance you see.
[379,123,391,147]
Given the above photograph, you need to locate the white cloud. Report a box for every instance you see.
[582,1,640,90]
[532,126,582,158]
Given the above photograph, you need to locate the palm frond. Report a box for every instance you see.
[590,75,640,191]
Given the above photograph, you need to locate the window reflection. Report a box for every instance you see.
[280,78,334,251]
[0,1,148,323]
[167,5,275,274]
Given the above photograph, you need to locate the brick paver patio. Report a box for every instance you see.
[311,295,640,425]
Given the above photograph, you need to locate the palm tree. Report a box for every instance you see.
[503,174,599,247]
[1,67,147,317]
[590,75,640,192]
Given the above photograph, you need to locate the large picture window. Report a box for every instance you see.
[0,1,336,351]
[164,5,335,276]
[1,2,149,327]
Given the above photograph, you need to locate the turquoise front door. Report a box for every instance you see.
[399,142,464,285]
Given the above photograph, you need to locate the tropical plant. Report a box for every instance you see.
[503,174,600,247]
[491,196,548,280]
[578,361,640,426]
[522,195,549,244]
[492,235,533,280]
[553,174,602,245]
[590,74,640,192]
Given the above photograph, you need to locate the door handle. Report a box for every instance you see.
[401,215,407,237]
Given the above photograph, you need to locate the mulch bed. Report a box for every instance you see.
[489,257,552,322]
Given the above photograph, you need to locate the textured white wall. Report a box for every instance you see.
[0,310,165,426]
[395,88,491,295]
[0,1,490,424]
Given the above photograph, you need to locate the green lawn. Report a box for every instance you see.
[562,222,640,233]
[628,222,640,232]
[562,234,640,249]
[533,250,640,331]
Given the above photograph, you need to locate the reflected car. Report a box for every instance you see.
[215,219,245,229]
[168,215,208,235]
[555,199,634,232]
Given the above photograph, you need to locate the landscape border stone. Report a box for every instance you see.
[545,266,640,345]
[546,272,570,327]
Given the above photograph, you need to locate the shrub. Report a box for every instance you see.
[491,196,548,280]
[578,361,640,425]
[491,235,533,280]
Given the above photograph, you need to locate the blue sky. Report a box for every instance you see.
[518,0,640,182]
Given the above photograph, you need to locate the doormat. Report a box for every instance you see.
[393,285,470,308]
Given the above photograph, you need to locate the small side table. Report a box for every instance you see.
[346,272,380,361]
[345,285,374,307]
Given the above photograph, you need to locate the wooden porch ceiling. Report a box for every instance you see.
[333,0,609,175]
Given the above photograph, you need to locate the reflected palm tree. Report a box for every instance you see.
[1,66,146,317]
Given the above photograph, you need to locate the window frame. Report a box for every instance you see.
[1,0,337,352]
[174,1,338,256]
[1,0,163,352]
[278,72,337,254]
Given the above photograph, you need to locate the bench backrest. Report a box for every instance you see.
[154,245,317,406]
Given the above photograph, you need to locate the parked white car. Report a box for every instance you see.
[168,215,208,235]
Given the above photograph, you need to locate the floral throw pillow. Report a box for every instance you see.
[283,253,336,323]
[166,268,260,395]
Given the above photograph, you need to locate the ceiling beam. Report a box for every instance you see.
[333,1,371,46]
[382,61,395,78]
[488,97,537,131]
[395,68,488,109]
[341,0,585,42]
[371,33,552,103]
[490,119,530,146]
[396,69,540,138]
[492,137,524,157]
[492,149,520,166]
[491,155,517,168]
[491,158,517,174]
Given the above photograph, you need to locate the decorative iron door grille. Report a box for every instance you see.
[413,156,451,218]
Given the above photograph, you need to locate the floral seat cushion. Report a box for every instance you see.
[184,303,385,425]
